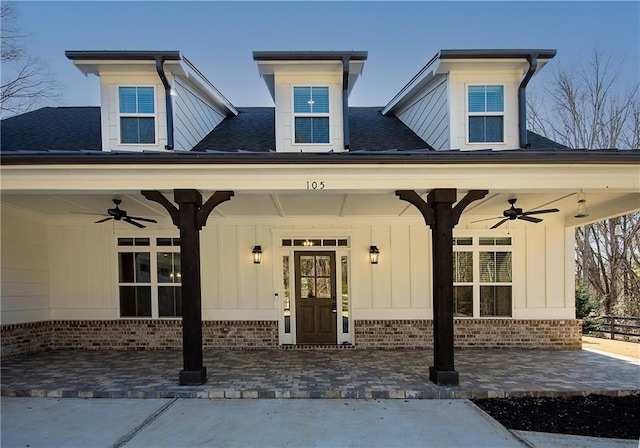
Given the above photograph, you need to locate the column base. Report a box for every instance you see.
[179,367,207,386]
[429,366,459,386]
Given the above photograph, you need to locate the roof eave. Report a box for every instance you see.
[2,150,639,166]
[65,50,182,61]
[253,51,368,61]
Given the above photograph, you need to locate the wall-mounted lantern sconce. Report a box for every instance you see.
[369,246,380,264]
[574,190,588,218]
[252,245,263,264]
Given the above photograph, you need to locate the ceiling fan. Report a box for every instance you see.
[472,198,559,229]
[72,199,157,228]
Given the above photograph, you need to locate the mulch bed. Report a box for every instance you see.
[472,394,640,440]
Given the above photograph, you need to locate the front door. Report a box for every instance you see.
[295,251,337,344]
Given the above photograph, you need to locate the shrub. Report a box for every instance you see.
[575,283,603,333]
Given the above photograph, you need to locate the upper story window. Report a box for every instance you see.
[119,86,156,144]
[293,86,330,144]
[467,85,504,143]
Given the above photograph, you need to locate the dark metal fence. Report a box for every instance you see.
[603,316,640,340]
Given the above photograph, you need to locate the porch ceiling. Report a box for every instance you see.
[2,190,638,227]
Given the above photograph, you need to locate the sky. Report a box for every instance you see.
[7,1,640,109]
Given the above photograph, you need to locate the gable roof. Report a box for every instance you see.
[1,107,102,151]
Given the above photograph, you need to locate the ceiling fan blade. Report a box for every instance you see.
[523,208,559,216]
[471,216,503,224]
[95,217,113,224]
[71,212,110,217]
[519,215,543,224]
[490,218,509,229]
[123,217,145,228]
[127,216,158,223]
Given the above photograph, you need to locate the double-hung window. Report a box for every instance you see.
[119,86,156,144]
[468,85,504,143]
[293,86,330,144]
[453,236,513,317]
[118,237,181,318]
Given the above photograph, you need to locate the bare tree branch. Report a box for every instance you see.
[1,2,61,116]
[530,47,640,317]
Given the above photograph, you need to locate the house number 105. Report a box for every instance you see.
[306,181,325,190]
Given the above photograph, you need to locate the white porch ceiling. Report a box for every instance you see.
[2,190,638,227]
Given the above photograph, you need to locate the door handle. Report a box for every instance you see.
[332,305,337,313]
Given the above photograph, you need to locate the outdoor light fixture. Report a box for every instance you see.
[574,191,588,218]
[252,245,263,264]
[369,246,380,264]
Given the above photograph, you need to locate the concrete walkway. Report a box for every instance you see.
[2,397,637,448]
[0,397,543,447]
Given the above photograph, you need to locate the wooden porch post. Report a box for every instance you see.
[397,188,487,385]
[142,189,233,385]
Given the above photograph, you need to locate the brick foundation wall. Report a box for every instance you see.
[2,318,582,359]
[1,320,279,360]
[354,319,583,349]
[1,321,52,360]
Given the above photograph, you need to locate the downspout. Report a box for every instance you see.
[342,56,350,150]
[155,57,174,150]
[518,54,538,148]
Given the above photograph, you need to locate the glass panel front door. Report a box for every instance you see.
[295,251,337,344]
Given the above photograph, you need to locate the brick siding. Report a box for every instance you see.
[1,321,52,360]
[2,318,582,360]
[354,319,583,349]
[1,320,278,360]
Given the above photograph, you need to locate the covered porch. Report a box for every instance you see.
[2,153,639,386]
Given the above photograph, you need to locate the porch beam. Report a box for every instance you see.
[396,188,488,386]
[142,189,233,385]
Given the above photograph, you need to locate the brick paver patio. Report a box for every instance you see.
[1,348,638,399]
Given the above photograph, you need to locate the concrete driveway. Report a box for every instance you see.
[2,397,523,448]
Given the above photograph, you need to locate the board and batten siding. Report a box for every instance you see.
[395,76,449,151]
[1,210,575,324]
[0,206,50,324]
[173,78,227,152]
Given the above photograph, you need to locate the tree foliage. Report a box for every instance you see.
[528,47,640,317]
[1,3,60,117]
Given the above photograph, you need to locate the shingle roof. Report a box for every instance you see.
[192,107,434,152]
[0,105,567,153]
[1,107,102,151]
[191,107,276,152]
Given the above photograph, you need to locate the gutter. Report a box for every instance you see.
[155,57,174,151]
[342,56,350,150]
[519,54,538,149]
[2,151,639,166]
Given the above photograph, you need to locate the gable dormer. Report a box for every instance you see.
[66,51,237,152]
[383,49,556,151]
[254,51,367,152]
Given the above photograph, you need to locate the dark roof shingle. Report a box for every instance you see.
[0,105,568,154]
[1,107,101,151]
[192,106,433,152]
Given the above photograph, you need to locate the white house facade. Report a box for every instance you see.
[2,49,639,385]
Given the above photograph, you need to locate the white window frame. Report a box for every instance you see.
[292,85,331,145]
[453,236,513,318]
[117,236,181,319]
[466,84,505,145]
[118,85,157,146]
